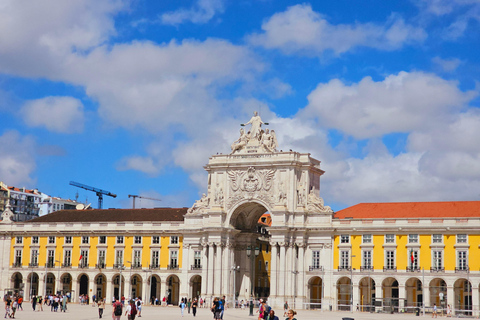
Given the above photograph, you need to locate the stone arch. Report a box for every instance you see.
[11,272,23,293]
[130,273,143,298]
[45,272,56,295]
[95,273,107,300]
[308,276,322,309]
[405,277,423,312]
[149,274,161,304]
[112,273,125,300]
[359,276,375,312]
[382,277,399,312]
[166,275,180,305]
[60,272,73,295]
[26,272,39,298]
[429,278,447,308]
[454,278,471,316]
[190,275,202,299]
[78,273,89,295]
[337,276,351,311]
[228,200,272,232]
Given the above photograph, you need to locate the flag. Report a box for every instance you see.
[410,250,414,263]
[79,254,83,261]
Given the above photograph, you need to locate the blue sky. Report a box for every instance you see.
[1,0,479,212]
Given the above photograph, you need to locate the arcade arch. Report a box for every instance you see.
[166,275,180,305]
[95,274,107,299]
[337,277,351,311]
[112,274,125,300]
[78,274,89,295]
[308,276,322,309]
[454,278,472,315]
[405,277,423,311]
[130,274,142,298]
[358,277,375,311]
[11,272,23,293]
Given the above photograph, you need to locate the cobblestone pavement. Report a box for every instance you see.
[5,303,432,320]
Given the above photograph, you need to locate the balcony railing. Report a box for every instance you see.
[406,266,420,272]
[309,265,324,271]
[28,262,38,268]
[191,265,202,270]
[131,263,142,269]
[338,266,351,272]
[12,262,22,268]
[383,266,397,272]
[78,264,89,269]
[168,264,179,270]
[62,263,72,268]
[360,266,374,271]
[455,267,470,273]
[430,267,444,272]
[96,263,106,269]
[149,264,160,270]
[114,264,125,269]
[45,262,55,268]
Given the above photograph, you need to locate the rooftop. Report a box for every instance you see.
[26,207,188,223]
[334,201,480,219]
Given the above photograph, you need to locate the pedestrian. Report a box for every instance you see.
[286,309,297,320]
[112,298,123,320]
[136,297,142,317]
[4,295,11,319]
[10,297,17,319]
[432,303,437,318]
[269,309,279,320]
[192,298,198,317]
[31,295,36,311]
[212,297,222,320]
[283,301,288,317]
[98,298,105,319]
[125,300,137,320]
[62,295,67,312]
[220,296,225,319]
[38,296,43,311]
[180,299,186,317]
[188,298,191,314]
[17,297,22,311]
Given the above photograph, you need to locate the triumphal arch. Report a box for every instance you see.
[183,111,334,309]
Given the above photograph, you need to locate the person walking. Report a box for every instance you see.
[180,299,186,317]
[212,297,222,320]
[125,300,137,320]
[98,298,105,319]
[38,296,43,311]
[31,295,36,312]
[285,309,297,320]
[269,309,279,320]
[136,298,142,317]
[4,295,11,319]
[192,298,198,317]
[188,298,191,314]
[112,298,123,320]
[283,302,289,317]
[432,304,437,318]
[16,297,22,311]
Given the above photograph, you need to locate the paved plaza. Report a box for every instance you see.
[6,303,432,320]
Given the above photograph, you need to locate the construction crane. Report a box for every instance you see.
[69,181,117,209]
[128,195,162,209]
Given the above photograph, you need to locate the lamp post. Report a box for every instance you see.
[292,271,299,309]
[127,261,132,299]
[246,246,259,316]
[351,255,356,313]
[55,260,61,295]
[118,264,125,301]
[231,265,240,308]
[143,270,151,304]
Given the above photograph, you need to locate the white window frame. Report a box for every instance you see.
[82,236,89,244]
[385,234,395,243]
[152,236,160,244]
[151,250,160,268]
[170,250,178,267]
[408,234,418,243]
[16,236,22,244]
[99,236,107,244]
[64,250,71,266]
[457,234,467,244]
[64,236,72,244]
[362,234,372,244]
[432,234,443,244]
[457,250,468,270]
[340,235,350,244]
[115,250,123,266]
[48,236,55,244]
[32,236,39,244]
[80,249,88,267]
[194,250,201,268]
[116,236,124,244]
[98,250,106,267]
[171,236,179,244]
[133,250,142,267]
[340,250,350,269]
[312,250,320,269]
[134,236,142,244]
[432,250,443,269]
[363,250,372,268]
[31,249,38,265]
[385,250,395,269]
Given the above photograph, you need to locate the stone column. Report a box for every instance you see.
[89,277,95,300]
[447,285,454,315]
[398,284,406,310]
[142,277,149,303]
[375,284,382,312]
[472,284,478,318]
[160,278,167,303]
[279,243,286,298]
[180,244,190,298]
[298,244,305,299]
[214,243,223,295]
[38,275,45,299]
[222,243,231,298]
[424,281,430,308]
[353,282,359,311]
[201,243,208,298]
[285,243,292,301]
[207,244,214,298]
[106,275,112,304]
[270,243,277,301]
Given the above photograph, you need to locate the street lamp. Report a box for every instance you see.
[292,271,299,309]
[143,270,151,304]
[127,261,132,298]
[55,260,61,294]
[231,265,240,308]
[246,246,260,316]
[351,255,356,313]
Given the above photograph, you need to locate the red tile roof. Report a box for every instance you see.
[334,201,480,219]
[26,207,188,223]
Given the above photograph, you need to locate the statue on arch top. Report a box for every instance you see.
[231,111,277,154]
[242,111,265,140]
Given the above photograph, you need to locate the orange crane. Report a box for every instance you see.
[128,195,161,209]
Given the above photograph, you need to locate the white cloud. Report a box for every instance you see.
[301,71,476,139]
[432,56,462,72]
[0,131,36,186]
[248,4,426,56]
[21,96,85,133]
[161,0,224,25]
[0,0,127,77]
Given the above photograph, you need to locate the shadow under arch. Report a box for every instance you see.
[228,199,271,232]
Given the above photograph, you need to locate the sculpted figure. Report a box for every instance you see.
[187,193,210,214]
[307,187,332,213]
[242,111,264,140]
[231,128,249,154]
[214,184,224,205]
